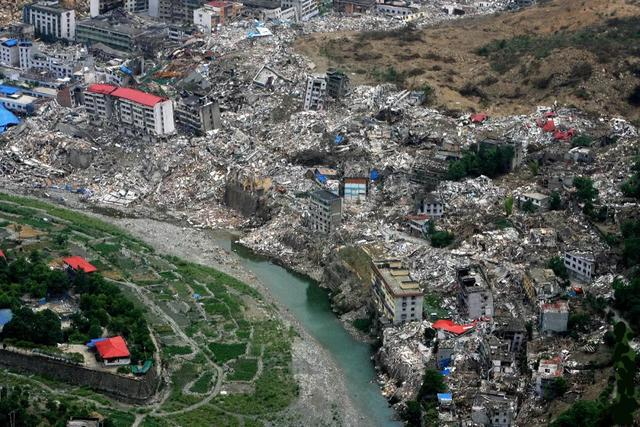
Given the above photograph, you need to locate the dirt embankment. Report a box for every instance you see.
[296,0,640,122]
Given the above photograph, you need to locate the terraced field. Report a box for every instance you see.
[0,193,298,426]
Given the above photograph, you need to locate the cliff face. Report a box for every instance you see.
[321,251,371,314]
[375,322,431,402]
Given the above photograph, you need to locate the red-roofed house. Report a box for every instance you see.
[63,256,97,274]
[95,336,131,366]
[83,84,174,136]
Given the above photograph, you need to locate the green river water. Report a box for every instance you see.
[222,239,400,426]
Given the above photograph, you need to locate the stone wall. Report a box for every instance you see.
[0,348,159,402]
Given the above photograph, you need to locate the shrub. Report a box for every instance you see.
[431,231,454,248]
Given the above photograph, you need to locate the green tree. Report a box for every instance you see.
[573,176,598,203]
[431,231,454,248]
[544,377,569,401]
[551,400,606,427]
[504,196,514,216]
[528,161,540,176]
[417,369,447,402]
[521,199,537,213]
[547,256,569,281]
[571,134,592,147]
[549,191,562,210]
[401,400,422,426]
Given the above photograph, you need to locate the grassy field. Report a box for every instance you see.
[0,193,298,426]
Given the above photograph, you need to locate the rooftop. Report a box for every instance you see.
[522,192,549,200]
[372,259,422,297]
[311,189,340,203]
[95,336,130,359]
[111,87,166,107]
[63,256,97,273]
[541,300,569,313]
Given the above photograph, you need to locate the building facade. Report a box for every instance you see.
[303,75,326,110]
[563,251,594,282]
[23,1,76,41]
[417,193,444,217]
[471,393,517,427]
[175,95,221,135]
[84,84,175,136]
[280,0,318,21]
[340,177,368,202]
[308,189,342,234]
[457,266,494,319]
[371,259,423,324]
[540,300,569,333]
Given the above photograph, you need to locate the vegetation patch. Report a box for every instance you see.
[227,358,259,381]
[209,342,247,363]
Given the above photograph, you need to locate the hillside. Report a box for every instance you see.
[296,0,640,122]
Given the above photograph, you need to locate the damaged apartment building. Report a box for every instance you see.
[83,83,175,136]
[371,259,424,324]
[457,266,494,319]
[303,69,349,111]
[22,0,76,42]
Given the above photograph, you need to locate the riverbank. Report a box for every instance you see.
[0,186,371,425]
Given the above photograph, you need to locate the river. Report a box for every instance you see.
[212,237,400,426]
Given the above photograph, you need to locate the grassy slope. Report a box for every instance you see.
[295,0,640,122]
[0,192,298,425]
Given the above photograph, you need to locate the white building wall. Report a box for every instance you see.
[194,7,214,33]
[153,100,175,135]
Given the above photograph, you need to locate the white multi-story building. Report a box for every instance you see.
[471,393,518,427]
[308,189,342,234]
[563,251,595,282]
[304,75,326,111]
[371,259,423,324]
[0,39,20,67]
[280,0,318,21]
[84,84,175,136]
[534,356,563,397]
[417,193,444,217]
[457,266,494,319]
[23,1,76,41]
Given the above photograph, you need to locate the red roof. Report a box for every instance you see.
[542,119,556,133]
[432,319,475,335]
[96,336,130,359]
[553,128,575,141]
[111,87,165,107]
[87,84,117,95]
[208,1,231,7]
[470,113,488,123]
[63,256,97,273]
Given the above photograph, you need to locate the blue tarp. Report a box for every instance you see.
[2,39,17,47]
[0,309,13,327]
[440,367,452,376]
[0,104,20,133]
[438,358,451,369]
[370,169,380,181]
[0,85,20,96]
[335,135,344,144]
[315,171,327,184]
[120,65,133,75]
[86,337,107,348]
[193,293,201,300]
[437,393,453,402]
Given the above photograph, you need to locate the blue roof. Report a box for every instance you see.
[0,85,20,96]
[2,39,17,47]
[0,309,13,326]
[0,104,20,133]
[437,393,453,401]
[370,169,380,181]
[120,65,133,75]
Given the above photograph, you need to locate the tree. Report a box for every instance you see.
[417,369,446,402]
[549,191,562,210]
[544,377,569,401]
[1,307,62,346]
[573,176,598,203]
[551,400,606,427]
[504,196,514,216]
[528,161,540,176]
[571,134,592,147]
[401,400,422,426]
[521,199,537,213]
[547,256,569,281]
[431,231,454,248]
